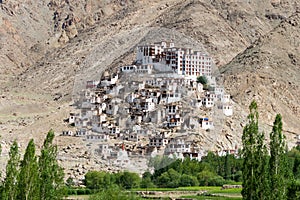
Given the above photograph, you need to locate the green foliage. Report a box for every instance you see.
[84,171,141,190]
[197,170,225,186]
[89,186,142,200]
[180,174,199,187]
[0,131,65,200]
[117,171,141,189]
[17,139,39,200]
[157,168,181,188]
[140,171,156,188]
[241,100,270,200]
[2,141,20,200]
[38,130,65,200]
[288,147,300,179]
[66,177,75,187]
[241,101,294,200]
[269,114,289,200]
[197,76,208,85]
[182,195,242,200]
[148,152,242,189]
[84,171,112,190]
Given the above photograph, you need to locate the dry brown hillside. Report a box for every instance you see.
[0,0,299,173]
[221,12,300,143]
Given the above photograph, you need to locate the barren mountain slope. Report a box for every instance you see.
[17,0,299,97]
[0,0,136,87]
[221,12,300,146]
[0,1,52,85]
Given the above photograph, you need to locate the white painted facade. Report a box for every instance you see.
[86,134,109,142]
[149,135,169,147]
[203,97,214,108]
[222,94,231,103]
[165,139,192,154]
[136,42,212,79]
[201,120,214,130]
[222,104,233,116]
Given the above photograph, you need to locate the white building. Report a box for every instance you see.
[200,118,214,130]
[160,91,181,104]
[136,41,174,64]
[165,138,192,154]
[222,104,233,116]
[136,41,212,79]
[149,135,169,147]
[100,73,118,87]
[86,134,109,142]
[120,65,136,73]
[202,97,214,108]
[135,64,153,74]
[62,130,73,136]
[222,94,231,103]
[76,129,88,136]
[165,48,212,79]
[214,86,224,99]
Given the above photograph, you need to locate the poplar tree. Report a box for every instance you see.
[17,139,39,200]
[2,141,20,200]
[38,130,65,200]
[241,100,269,200]
[269,114,288,200]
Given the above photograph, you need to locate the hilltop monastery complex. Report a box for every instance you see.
[63,41,235,173]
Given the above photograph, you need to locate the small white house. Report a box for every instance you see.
[202,97,214,108]
[214,86,224,98]
[165,138,192,154]
[149,135,169,147]
[222,104,233,116]
[110,127,120,135]
[69,113,76,124]
[136,64,153,74]
[86,134,109,142]
[195,99,202,108]
[201,119,214,130]
[120,65,136,73]
[222,94,231,103]
[62,130,73,136]
[76,129,88,136]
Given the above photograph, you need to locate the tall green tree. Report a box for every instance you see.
[2,141,20,200]
[269,114,289,199]
[224,153,232,180]
[241,100,269,200]
[17,139,39,200]
[38,130,65,200]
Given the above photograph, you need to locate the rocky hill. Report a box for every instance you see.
[0,0,299,175]
[221,12,300,145]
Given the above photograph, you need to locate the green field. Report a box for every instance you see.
[133,186,242,200]
[181,195,242,200]
[133,186,242,193]
[68,186,242,200]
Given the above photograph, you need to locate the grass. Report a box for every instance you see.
[181,195,242,200]
[72,186,242,200]
[133,186,242,200]
[133,186,242,193]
